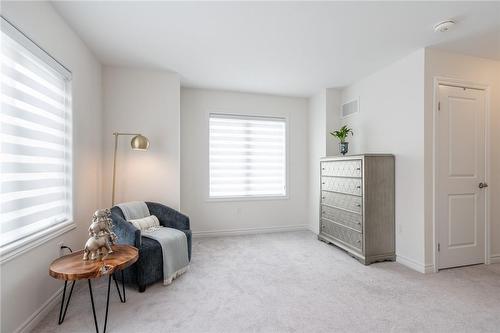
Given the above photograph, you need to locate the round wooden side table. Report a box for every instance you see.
[49,244,138,333]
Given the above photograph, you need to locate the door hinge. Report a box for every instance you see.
[438,243,440,252]
[438,102,441,111]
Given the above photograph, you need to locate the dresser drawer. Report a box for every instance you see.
[321,160,362,177]
[321,177,362,196]
[321,191,362,213]
[321,205,362,232]
[321,219,362,252]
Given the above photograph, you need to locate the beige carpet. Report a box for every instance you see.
[33,231,500,332]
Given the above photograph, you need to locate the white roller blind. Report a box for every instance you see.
[1,18,72,250]
[209,114,287,198]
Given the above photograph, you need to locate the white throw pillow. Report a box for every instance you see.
[128,215,160,231]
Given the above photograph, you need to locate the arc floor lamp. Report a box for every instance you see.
[111,132,150,206]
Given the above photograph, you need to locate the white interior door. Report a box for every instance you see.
[437,84,486,269]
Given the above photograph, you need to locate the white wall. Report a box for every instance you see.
[102,67,180,209]
[325,89,341,156]
[308,88,341,232]
[325,48,500,273]
[0,2,103,332]
[424,49,500,266]
[180,88,309,235]
[339,49,427,271]
[308,91,326,233]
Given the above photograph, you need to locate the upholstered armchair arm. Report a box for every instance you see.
[111,210,142,248]
[146,202,190,231]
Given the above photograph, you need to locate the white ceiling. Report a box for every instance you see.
[52,1,500,97]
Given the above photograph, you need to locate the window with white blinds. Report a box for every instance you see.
[209,114,287,198]
[0,18,73,253]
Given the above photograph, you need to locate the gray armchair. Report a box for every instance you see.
[111,202,191,292]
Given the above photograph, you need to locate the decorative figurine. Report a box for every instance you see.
[83,234,115,260]
[83,209,117,261]
[88,209,114,237]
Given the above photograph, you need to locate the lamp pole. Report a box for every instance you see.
[111,132,149,206]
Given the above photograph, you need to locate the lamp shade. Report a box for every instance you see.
[130,134,149,151]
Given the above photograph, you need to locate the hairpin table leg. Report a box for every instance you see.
[88,279,99,333]
[113,273,125,303]
[86,275,114,333]
[112,272,126,303]
[121,270,126,302]
[58,280,75,324]
[103,274,112,333]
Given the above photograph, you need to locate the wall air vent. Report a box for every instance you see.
[341,98,359,118]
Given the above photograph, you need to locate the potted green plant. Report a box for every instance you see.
[330,125,353,155]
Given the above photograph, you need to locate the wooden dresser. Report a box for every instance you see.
[318,154,395,264]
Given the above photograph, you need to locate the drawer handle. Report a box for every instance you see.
[357,204,361,207]
[356,240,361,243]
[356,167,361,170]
[357,222,361,225]
[356,186,361,189]
[322,182,325,185]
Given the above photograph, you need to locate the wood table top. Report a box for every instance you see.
[49,244,138,281]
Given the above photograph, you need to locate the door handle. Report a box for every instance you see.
[479,182,488,189]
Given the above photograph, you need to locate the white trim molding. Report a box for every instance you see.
[397,255,435,274]
[432,76,491,271]
[204,108,291,203]
[0,222,75,264]
[490,254,500,264]
[193,224,308,238]
[14,285,65,333]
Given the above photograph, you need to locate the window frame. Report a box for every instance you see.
[0,17,74,263]
[206,111,289,202]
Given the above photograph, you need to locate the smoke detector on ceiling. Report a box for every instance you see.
[434,20,456,33]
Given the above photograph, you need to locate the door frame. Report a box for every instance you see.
[432,76,491,272]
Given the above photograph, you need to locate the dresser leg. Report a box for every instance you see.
[58,280,75,324]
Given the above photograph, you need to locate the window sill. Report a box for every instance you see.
[206,195,289,203]
[0,221,76,264]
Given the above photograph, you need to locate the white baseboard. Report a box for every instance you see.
[396,255,434,274]
[307,223,318,234]
[14,285,64,333]
[193,224,308,238]
[490,254,500,264]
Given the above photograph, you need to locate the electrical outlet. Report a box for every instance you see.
[57,241,65,257]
